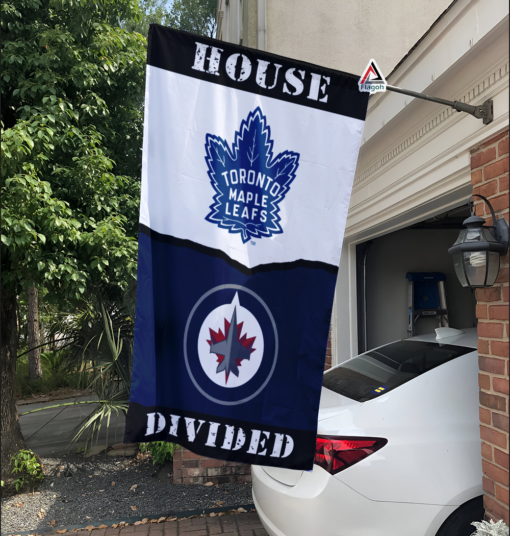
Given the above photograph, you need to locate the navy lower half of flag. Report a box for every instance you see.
[126,226,337,470]
[124,402,318,470]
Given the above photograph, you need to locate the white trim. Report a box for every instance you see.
[349,180,474,245]
[346,5,509,241]
[347,241,358,358]
[354,61,509,190]
[363,3,509,143]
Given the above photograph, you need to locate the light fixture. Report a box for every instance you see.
[448,195,509,288]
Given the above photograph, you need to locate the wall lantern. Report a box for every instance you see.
[448,195,509,288]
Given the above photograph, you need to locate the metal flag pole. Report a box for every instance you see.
[385,84,494,125]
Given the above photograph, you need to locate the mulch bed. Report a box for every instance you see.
[1,451,253,535]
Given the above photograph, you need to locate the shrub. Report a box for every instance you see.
[139,442,177,465]
[11,449,44,493]
[40,351,69,376]
[15,350,86,399]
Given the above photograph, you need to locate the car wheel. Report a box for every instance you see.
[436,496,484,536]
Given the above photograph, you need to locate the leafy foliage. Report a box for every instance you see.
[166,0,217,38]
[16,296,135,445]
[122,0,171,37]
[10,449,44,492]
[53,298,135,448]
[46,290,135,364]
[2,0,217,463]
[40,350,69,376]
[1,0,145,304]
[140,441,177,465]
[15,356,83,399]
[471,519,510,536]
[123,0,217,38]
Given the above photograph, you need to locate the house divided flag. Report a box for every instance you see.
[124,24,369,470]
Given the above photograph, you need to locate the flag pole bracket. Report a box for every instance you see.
[385,85,494,125]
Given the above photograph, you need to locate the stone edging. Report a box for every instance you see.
[17,392,92,407]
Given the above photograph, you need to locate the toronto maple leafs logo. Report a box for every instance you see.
[204,107,300,243]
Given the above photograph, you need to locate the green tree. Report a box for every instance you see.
[123,0,217,38]
[0,0,146,479]
[167,0,217,37]
[122,0,171,37]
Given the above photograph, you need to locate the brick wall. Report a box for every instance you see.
[471,130,509,524]
[173,447,251,485]
[325,325,333,371]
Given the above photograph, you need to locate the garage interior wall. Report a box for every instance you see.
[364,228,477,350]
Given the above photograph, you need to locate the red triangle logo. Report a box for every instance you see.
[360,61,384,84]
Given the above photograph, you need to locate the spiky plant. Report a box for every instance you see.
[72,303,133,448]
[20,296,135,450]
[471,519,510,536]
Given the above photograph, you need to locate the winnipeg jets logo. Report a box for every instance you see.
[185,285,278,405]
[197,293,264,389]
[208,305,256,384]
[204,107,300,243]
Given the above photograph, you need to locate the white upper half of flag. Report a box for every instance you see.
[140,65,365,269]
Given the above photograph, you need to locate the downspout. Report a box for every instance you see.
[224,0,230,43]
[257,0,266,51]
[360,240,372,353]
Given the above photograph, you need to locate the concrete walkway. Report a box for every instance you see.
[18,396,125,456]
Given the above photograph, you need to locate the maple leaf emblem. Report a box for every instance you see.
[204,107,300,243]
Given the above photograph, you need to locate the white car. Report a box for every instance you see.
[252,327,483,536]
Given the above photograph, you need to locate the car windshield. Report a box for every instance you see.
[322,340,473,402]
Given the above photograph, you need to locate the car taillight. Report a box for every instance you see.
[314,436,387,475]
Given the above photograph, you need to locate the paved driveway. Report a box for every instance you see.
[44,513,268,536]
[18,396,126,456]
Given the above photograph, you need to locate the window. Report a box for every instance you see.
[322,340,473,403]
